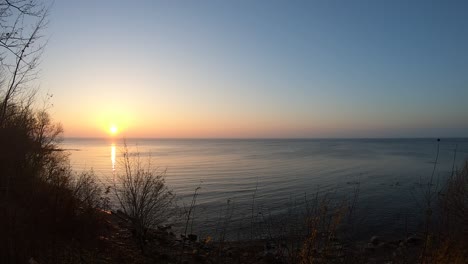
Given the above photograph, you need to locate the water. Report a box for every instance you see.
[61,138,468,241]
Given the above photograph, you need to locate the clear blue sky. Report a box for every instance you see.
[42,0,468,138]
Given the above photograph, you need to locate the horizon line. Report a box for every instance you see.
[62,136,468,140]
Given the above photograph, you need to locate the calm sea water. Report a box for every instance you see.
[61,138,468,241]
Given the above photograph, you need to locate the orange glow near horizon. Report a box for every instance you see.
[56,103,430,138]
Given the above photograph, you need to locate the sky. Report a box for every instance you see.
[40,0,468,138]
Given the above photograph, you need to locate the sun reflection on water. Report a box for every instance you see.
[111,143,116,171]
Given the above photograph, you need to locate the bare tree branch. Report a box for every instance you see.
[0,0,48,126]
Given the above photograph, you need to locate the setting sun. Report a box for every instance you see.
[109,125,118,135]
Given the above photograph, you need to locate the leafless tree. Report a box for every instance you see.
[113,142,175,251]
[0,0,48,126]
[0,0,52,203]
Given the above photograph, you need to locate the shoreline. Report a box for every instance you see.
[99,209,425,264]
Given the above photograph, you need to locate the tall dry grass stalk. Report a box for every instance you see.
[420,160,468,263]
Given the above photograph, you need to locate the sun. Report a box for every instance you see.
[109,125,118,135]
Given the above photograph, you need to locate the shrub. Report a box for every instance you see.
[73,170,109,211]
[113,143,175,251]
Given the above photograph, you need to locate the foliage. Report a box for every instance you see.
[0,2,111,263]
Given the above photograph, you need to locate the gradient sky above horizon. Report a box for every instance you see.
[41,0,468,138]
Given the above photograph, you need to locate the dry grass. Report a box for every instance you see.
[420,160,468,263]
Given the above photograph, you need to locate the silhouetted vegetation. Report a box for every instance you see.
[0,1,108,263]
[113,143,175,252]
[0,73,109,262]
[419,160,468,263]
[0,89,109,262]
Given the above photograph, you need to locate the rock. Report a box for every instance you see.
[263,252,275,263]
[158,224,172,231]
[376,242,387,248]
[394,247,405,257]
[370,236,381,245]
[364,243,375,252]
[28,258,39,264]
[385,242,398,249]
[406,235,422,245]
[334,244,344,250]
[188,234,198,242]
[194,254,206,263]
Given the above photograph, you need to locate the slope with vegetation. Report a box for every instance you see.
[0,1,106,262]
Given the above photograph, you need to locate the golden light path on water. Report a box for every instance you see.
[111,143,116,171]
